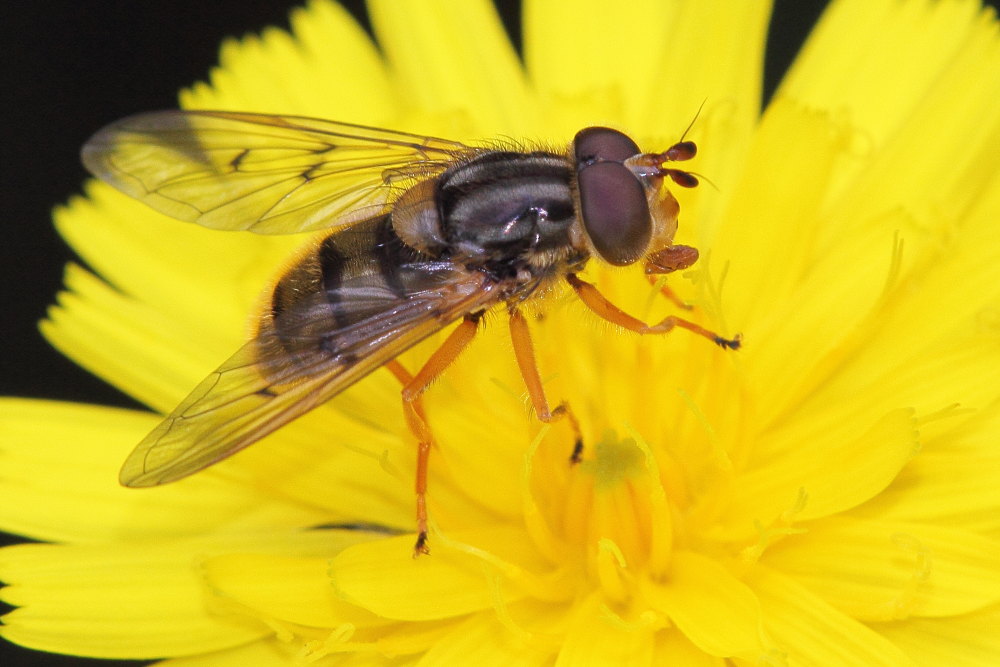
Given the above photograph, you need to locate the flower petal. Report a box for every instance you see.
[158,639,302,667]
[641,550,765,658]
[0,531,369,659]
[651,630,725,666]
[787,182,1000,428]
[876,606,1000,667]
[368,0,532,137]
[717,408,917,540]
[418,612,551,667]
[524,1,769,143]
[203,553,384,630]
[763,517,1000,621]
[330,529,531,621]
[182,0,392,122]
[1,544,258,659]
[751,565,913,665]
[710,98,851,334]
[0,399,331,542]
[781,0,999,187]
[854,410,1000,534]
[555,593,654,667]
[43,263,233,414]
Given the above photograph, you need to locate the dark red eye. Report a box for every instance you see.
[574,126,641,165]
[574,127,651,266]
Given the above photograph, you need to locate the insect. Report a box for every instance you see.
[82,110,740,554]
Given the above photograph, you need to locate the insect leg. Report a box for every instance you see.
[385,312,483,556]
[566,273,741,350]
[508,307,584,463]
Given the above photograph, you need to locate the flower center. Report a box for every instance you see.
[526,429,674,602]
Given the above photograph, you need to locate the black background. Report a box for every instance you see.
[3,1,991,665]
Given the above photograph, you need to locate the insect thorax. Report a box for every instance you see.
[393,150,586,276]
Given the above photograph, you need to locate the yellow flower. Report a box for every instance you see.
[3,0,1000,664]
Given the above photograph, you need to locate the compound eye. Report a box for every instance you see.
[577,161,652,266]
[574,127,651,266]
[574,126,641,166]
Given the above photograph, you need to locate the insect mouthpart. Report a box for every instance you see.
[625,140,700,189]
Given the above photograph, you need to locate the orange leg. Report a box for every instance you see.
[509,307,584,463]
[566,273,741,349]
[385,312,482,556]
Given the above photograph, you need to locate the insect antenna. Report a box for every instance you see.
[640,99,718,189]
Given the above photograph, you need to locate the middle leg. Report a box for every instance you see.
[508,306,584,463]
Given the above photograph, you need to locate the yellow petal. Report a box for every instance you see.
[0,543,260,659]
[737,208,911,425]
[710,98,851,332]
[159,639,301,667]
[763,517,1000,621]
[641,551,765,658]
[418,612,551,667]
[526,0,667,132]
[47,181,294,413]
[775,336,1000,456]
[524,0,769,147]
[781,0,999,203]
[855,411,1000,534]
[788,192,1000,428]
[42,264,231,414]
[203,553,384,630]
[330,530,528,621]
[554,593,654,666]
[0,531,370,659]
[651,630,725,665]
[717,408,918,539]
[751,565,914,665]
[183,0,393,123]
[368,0,531,137]
[0,399,329,542]
[876,606,1000,667]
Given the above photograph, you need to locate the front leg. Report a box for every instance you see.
[566,273,741,349]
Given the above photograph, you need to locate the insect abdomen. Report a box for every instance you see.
[254,214,457,382]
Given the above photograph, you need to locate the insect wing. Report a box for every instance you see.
[82,110,473,234]
[120,255,496,487]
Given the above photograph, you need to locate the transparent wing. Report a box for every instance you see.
[120,257,497,487]
[82,110,475,234]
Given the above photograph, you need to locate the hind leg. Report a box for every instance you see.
[385,313,482,556]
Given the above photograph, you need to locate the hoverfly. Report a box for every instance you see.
[82,110,740,554]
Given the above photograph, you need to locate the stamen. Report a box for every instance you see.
[888,533,933,619]
[596,538,631,603]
